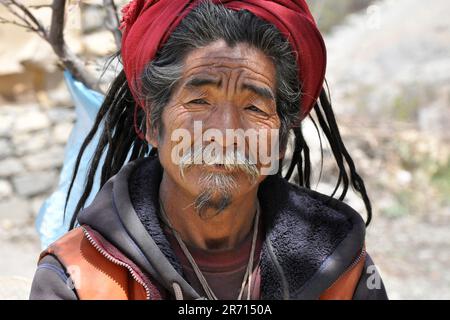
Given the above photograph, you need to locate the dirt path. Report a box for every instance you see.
[0,225,41,299]
[366,214,450,299]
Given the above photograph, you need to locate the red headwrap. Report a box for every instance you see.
[119,0,326,139]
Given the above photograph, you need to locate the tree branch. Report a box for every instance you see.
[0,0,100,90]
[0,0,47,38]
[28,4,52,10]
[0,17,37,31]
[103,0,122,49]
[49,0,99,89]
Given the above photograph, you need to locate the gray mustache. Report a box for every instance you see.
[178,145,259,182]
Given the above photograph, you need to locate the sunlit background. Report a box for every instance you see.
[0,0,449,299]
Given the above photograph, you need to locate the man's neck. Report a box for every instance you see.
[159,171,259,251]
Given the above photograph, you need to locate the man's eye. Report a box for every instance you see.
[246,105,267,115]
[188,98,209,105]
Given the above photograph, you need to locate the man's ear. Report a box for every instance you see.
[145,110,159,148]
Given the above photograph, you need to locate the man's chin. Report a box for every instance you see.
[194,190,232,219]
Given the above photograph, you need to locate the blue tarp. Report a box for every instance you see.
[35,71,104,249]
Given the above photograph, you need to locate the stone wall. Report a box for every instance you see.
[0,102,74,230]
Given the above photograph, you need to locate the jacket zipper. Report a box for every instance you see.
[81,226,152,300]
[325,246,367,291]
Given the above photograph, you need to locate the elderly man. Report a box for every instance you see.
[30,0,387,300]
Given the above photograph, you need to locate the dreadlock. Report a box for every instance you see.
[65,1,372,229]
[283,84,372,226]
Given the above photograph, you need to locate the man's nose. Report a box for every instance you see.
[206,105,242,147]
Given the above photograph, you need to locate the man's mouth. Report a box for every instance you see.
[206,163,229,171]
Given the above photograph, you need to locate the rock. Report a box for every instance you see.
[52,122,74,144]
[0,139,12,159]
[81,3,105,33]
[418,102,450,140]
[0,179,13,199]
[0,113,13,138]
[47,107,76,123]
[44,86,74,109]
[83,30,117,56]
[0,196,31,224]
[12,130,50,156]
[14,110,50,133]
[31,195,47,218]
[12,170,57,197]
[22,146,65,171]
[0,158,25,178]
[396,169,412,186]
[0,220,14,231]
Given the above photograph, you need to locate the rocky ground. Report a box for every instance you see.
[366,213,450,300]
[0,225,41,299]
[321,0,450,299]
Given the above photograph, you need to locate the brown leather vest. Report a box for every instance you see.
[39,227,366,300]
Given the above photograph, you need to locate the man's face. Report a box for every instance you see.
[147,39,281,217]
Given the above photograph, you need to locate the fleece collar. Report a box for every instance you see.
[78,156,365,299]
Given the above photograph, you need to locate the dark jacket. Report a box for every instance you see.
[29,156,388,300]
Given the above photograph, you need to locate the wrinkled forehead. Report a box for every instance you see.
[181,40,277,86]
